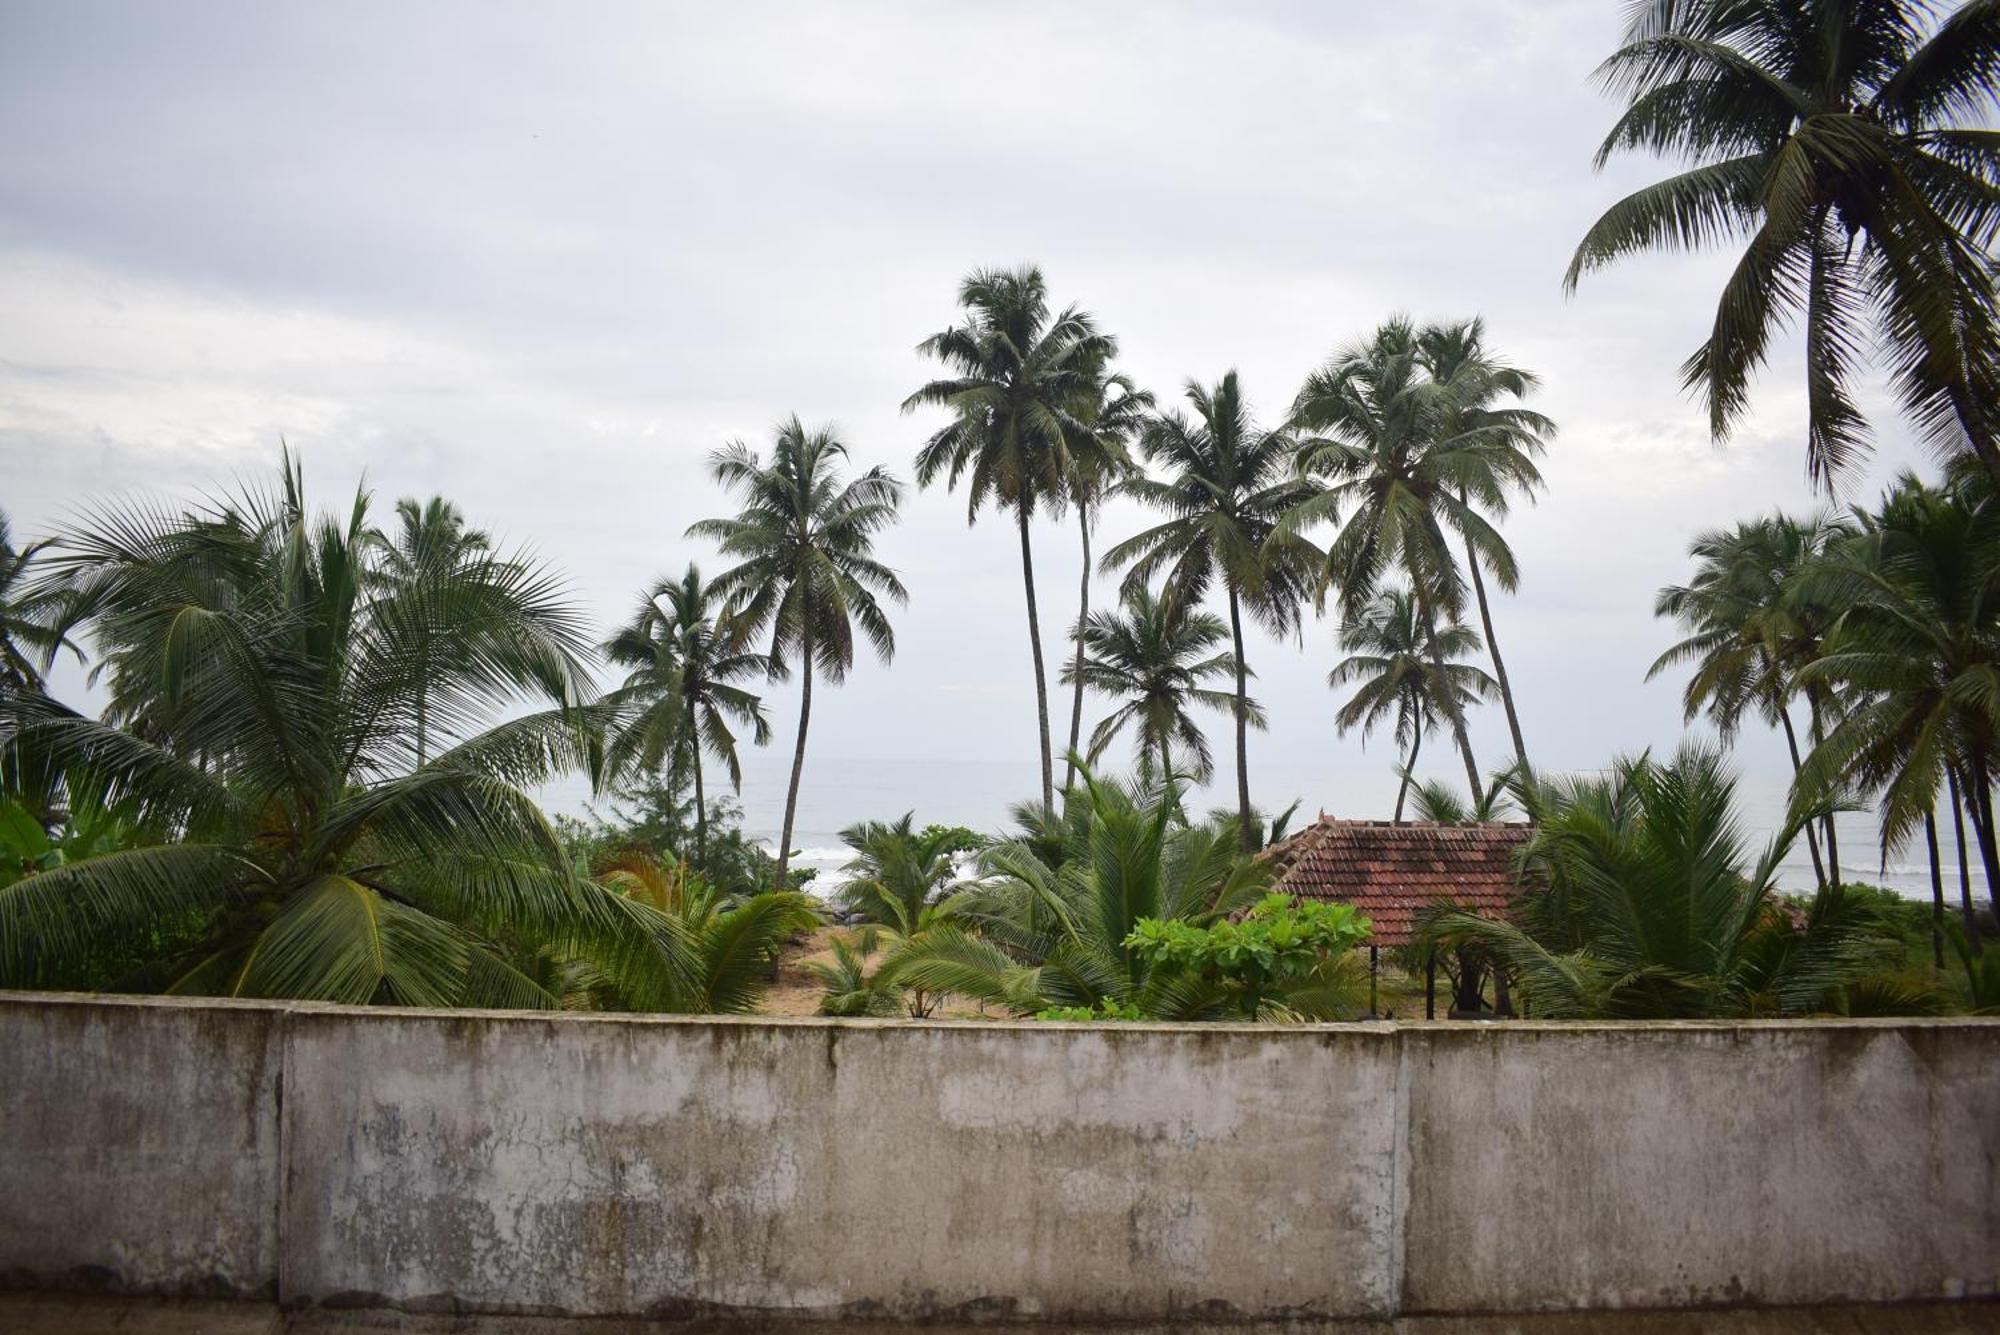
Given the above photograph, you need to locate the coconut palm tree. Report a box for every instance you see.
[905,266,1116,811]
[370,495,490,574]
[602,565,772,869]
[1062,583,1252,784]
[1794,471,2000,927]
[1291,319,1533,797]
[1105,372,1324,850]
[1418,745,1880,1019]
[833,812,971,935]
[828,815,981,1017]
[0,511,82,695]
[0,456,685,1006]
[1413,319,1554,776]
[1651,512,1855,888]
[1568,0,2000,488]
[1062,366,1152,790]
[587,853,819,1013]
[365,497,493,766]
[1328,587,1496,822]
[1406,771,1519,824]
[689,418,906,890]
[809,927,906,1017]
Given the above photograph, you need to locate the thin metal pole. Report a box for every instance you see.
[1425,949,1436,1020]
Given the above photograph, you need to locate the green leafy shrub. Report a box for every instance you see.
[1124,891,1372,1015]
[1035,998,1146,1022]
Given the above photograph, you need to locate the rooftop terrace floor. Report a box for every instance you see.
[8,1294,1998,1335]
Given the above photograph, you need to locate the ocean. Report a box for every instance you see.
[547,752,1991,905]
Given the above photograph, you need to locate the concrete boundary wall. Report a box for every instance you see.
[0,993,1994,1322]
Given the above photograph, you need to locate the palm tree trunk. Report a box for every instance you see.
[1394,713,1423,824]
[1926,806,1946,971]
[1966,747,2000,929]
[1950,766,1982,954]
[1808,689,1840,889]
[1976,440,2000,493]
[689,701,708,872]
[1452,716,1481,804]
[1774,694,1828,891]
[1462,530,1529,779]
[1064,507,1091,792]
[1016,501,1054,812]
[1414,587,1482,803]
[776,634,813,891]
[1225,586,1253,853]
[1952,394,2000,493]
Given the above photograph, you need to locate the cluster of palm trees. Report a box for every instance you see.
[0,466,821,1008]
[3,0,1996,1015]
[584,420,906,898]
[0,466,625,1003]
[1421,744,1895,1020]
[586,268,1554,894]
[1650,466,2000,966]
[0,284,1562,1009]
[814,769,1372,1022]
[1410,454,2000,1023]
[902,272,1551,855]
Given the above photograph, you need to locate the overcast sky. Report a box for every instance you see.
[0,2,1947,857]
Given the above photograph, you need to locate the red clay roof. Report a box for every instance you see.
[1263,817,1533,947]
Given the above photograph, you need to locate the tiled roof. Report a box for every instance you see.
[1262,817,1533,947]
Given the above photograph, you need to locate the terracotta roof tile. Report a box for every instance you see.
[1261,817,1533,947]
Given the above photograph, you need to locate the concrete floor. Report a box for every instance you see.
[6,1294,1999,1335]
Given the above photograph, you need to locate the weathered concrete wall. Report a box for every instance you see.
[278,1012,1398,1320]
[0,994,282,1299]
[1399,1022,2000,1313]
[1,993,1995,1322]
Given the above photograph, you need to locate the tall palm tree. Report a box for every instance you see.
[1291,319,1533,797]
[905,266,1116,811]
[1568,0,2000,488]
[1413,319,1554,776]
[1794,471,2000,925]
[689,418,906,890]
[1062,366,1152,790]
[1062,583,1251,784]
[602,564,773,869]
[0,456,684,1006]
[1651,512,1854,888]
[1328,587,1496,823]
[0,511,82,694]
[1105,372,1323,850]
[365,496,493,766]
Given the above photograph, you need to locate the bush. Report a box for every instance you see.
[1125,892,1372,1016]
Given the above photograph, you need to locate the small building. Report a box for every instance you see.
[1263,816,1534,1017]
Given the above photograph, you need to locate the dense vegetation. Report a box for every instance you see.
[1,0,1995,1019]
